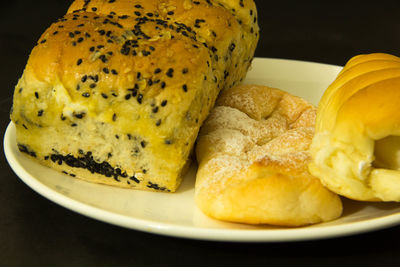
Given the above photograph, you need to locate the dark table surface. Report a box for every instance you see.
[2,0,400,266]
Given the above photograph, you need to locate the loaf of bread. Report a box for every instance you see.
[309,53,400,201]
[10,0,259,192]
[195,84,342,226]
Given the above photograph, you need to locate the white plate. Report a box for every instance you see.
[5,58,400,242]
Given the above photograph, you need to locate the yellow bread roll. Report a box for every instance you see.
[309,53,400,201]
[10,0,259,192]
[195,84,342,226]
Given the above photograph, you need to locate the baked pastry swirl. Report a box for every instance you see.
[195,84,342,226]
[10,0,259,192]
[309,53,400,201]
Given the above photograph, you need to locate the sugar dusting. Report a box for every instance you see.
[196,85,317,195]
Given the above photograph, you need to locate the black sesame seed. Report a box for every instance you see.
[112,113,117,121]
[99,55,107,63]
[167,11,174,15]
[125,94,131,100]
[77,37,84,43]
[82,92,90,97]
[156,119,161,126]
[130,87,138,97]
[90,83,96,88]
[166,68,174,78]
[90,46,95,52]
[81,75,87,82]
[134,11,141,16]
[229,42,236,52]
[77,58,83,65]
[74,112,85,119]
[152,106,159,113]
[103,67,109,74]
[161,100,167,106]
[130,176,140,183]
[92,7,97,11]
[101,93,108,99]
[111,69,118,75]
[182,84,188,92]
[140,141,146,148]
[37,110,44,116]
[154,68,161,74]
[34,92,39,99]
[182,68,188,74]
[161,81,166,88]
[137,94,143,104]
[120,46,130,55]
[69,32,75,38]
[164,139,172,145]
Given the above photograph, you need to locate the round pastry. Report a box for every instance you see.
[195,84,342,226]
[309,53,400,201]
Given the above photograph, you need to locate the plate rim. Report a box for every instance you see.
[5,57,400,242]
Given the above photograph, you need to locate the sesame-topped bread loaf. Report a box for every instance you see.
[10,0,259,192]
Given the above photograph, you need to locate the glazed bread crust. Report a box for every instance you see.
[11,0,259,192]
[309,53,400,201]
[195,84,342,226]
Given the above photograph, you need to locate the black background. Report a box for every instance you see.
[1,1,400,266]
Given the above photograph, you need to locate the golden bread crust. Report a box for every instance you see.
[310,53,400,201]
[11,0,259,192]
[195,84,342,226]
